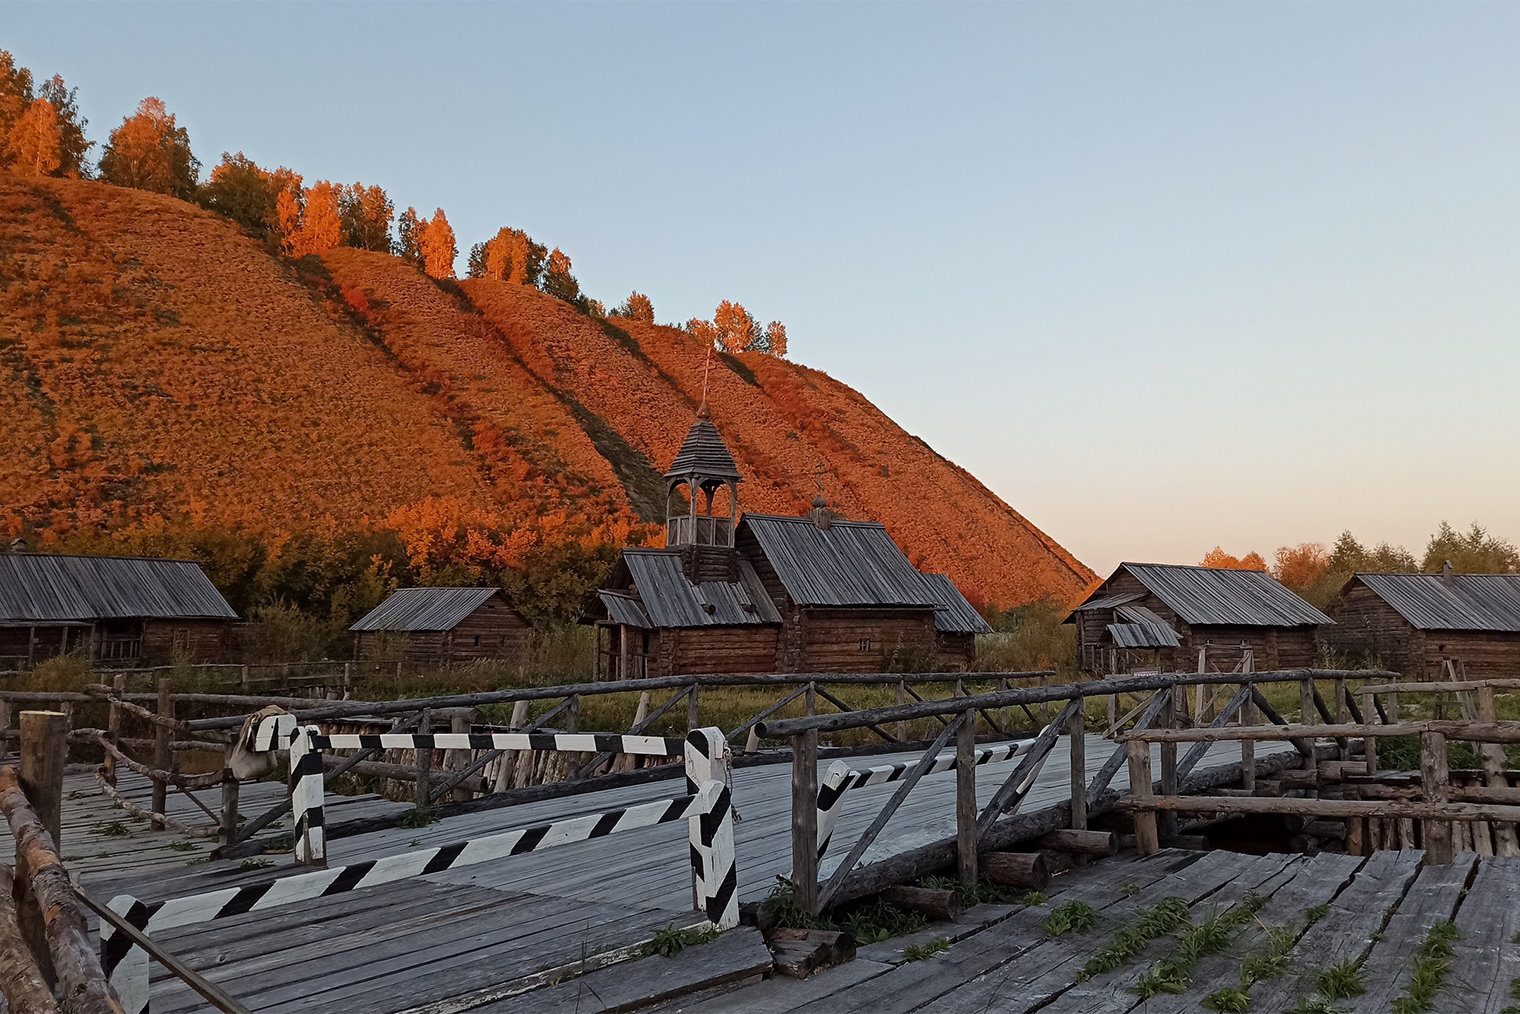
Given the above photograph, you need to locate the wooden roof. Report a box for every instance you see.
[349,587,506,632]
[0,553,236,624]
[739,514,940,609]
[1080,563,1332,628]
[1350,573,1520,632]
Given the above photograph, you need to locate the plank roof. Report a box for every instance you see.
[0,553,236,623]
[1107,621,1182,649]
[665,410,742,483]
[739,514,940,609]
[621,550,781,628]
[349,587,503,632]
[1351,572,1520,632]
[921,573,994,634]
[1110,563,1332,628]
[596,591,653,629]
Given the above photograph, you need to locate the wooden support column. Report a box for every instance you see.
[152,677,172,831]
[1335,678,1349,761]
[896,679,908,742]
[103,673,125,787]
[791,729,820,914]
[1069,703,1087,868]
[1126,740,1158,856]
[448,710,475,801]
[956,709,977,888]
[1362,690,1379,775]
[1240,684,1256,793]
[220,754,240,846]
[619,625,630,681]
[1478,685,1519,855]
[1421,730,1453,865]
[1158,689,1178,839]
[415,709,432,809]
[687,683,700,731]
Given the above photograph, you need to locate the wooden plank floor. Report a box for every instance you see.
[698,849,1520,1014]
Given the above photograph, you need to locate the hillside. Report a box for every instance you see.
[0,174,1093,610]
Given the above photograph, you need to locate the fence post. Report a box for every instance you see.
[19,709,67,984]
[687,682,700,731]
[104,673,125,787]
[791,729,820,914]
[288,725,326,867]
[152,678,172,831]
[1157,688,1178,840]
[1240,685,1256,793]
[1069,704,1087,840]
[1478,685,1519,854]
[956,708,977,889]
[448,710,475,802]
[1420,730,1452,864]
[685,728,738,929]
[1126,740,1158,856]
[415,708,433,809]
[1335,678,1349,761]
[220,753,240,846]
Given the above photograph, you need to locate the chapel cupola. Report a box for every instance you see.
[665,401,742,550]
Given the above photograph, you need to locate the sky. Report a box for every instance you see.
[7,3,1520,576]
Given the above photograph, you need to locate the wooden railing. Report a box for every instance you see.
[752,668,1403,914]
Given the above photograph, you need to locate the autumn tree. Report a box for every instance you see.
[396,207,423,265]
[611,291,655,322]
[197,152,301,242]
[338,183,393,252]
[417,208,456,278]
[5,98,60,176]
[468,227,546,285]
[686,301,788,355]
[0,53,89,177]
[1271,543,1329,593]
[285,180,343,257]
[98,97,199,199]
[1199,547,1267,571]
[538,247,581,302]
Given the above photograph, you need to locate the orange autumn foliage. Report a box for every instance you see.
[6,98,61,177]
[419,208,456,279]
[1200,547,1268,572]
[1272,542,1330,593]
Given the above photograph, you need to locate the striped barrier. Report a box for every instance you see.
[101,755,737,1012]
[814,737,1041,859]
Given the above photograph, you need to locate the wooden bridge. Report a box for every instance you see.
[2,668,1518,1012]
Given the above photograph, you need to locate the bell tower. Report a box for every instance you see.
[665,402,742,581]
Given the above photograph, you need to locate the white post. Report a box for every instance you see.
[289,725,326,867]
[101,894,150,1014]
[815,759,853,860]
[685,727,738,930]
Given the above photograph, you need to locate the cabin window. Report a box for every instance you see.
[642,633,651,654]
[473,635,480,646]
[858,639,870,652]
[172,629,188,652]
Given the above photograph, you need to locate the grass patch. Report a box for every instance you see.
[917,873,1018,909]
[94,820,131,838]
[167,840,197,852]
[645,925,718,958]
[1020,891,1050,907]
[1135,893,1269,999]
[239,856,272,869]
[1389,920,1458,1014]
[1205,986,1253,1012]
[1288,1000,1349,1014]
[396,808,439,829]
[903,939,951,962]
[1316,959,1366,1000]
[766,877,927,944]
[1042,900,1099,938]
[1079,897,1191,980]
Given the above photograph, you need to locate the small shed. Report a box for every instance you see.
[350,587,532,663]
[1322,570,1520,677]
[1067,563,1332,675]
[0,552,237,666]
[921,572,994,671]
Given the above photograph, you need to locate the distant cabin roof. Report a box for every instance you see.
[665,409,742,483]
[1078,563,1332,628]
[610,550,781,629]
[921,573,993,635]
[0,553,237,624]
[349,587,506,632]
[739,514,940,609]
[1350,573,1520,632]
[1107,621,1183,649]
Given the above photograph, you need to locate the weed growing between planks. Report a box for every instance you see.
[1078,897,1190,980]
[645,925,719,958]
[903,939,951,962]
[767,877,927,943]
[1042,900,1098,938]
[1389,920,1458,1014]
[1135,893,1269,999]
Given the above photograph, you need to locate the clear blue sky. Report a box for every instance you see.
[9,3,1520,575]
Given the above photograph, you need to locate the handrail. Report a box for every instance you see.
[754,669,1397,738]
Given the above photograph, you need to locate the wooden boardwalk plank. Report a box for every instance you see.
[1435,856,1520,1014]
[638,958,895,1014]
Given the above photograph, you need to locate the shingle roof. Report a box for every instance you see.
[1074,591,1145,612]
[349,587,503,632]
[921,573,993,634]
[1107,621,1182,649]
[740,515,940,609]
[0,553,237,623]
[1116,563,1332,628]
[666,411,742,483]
[620,550,782,628]
[597,591,652,629]
[1352,573,1520,632]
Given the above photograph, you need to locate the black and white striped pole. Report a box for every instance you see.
[288,725,326,867]
[684,728,738,931]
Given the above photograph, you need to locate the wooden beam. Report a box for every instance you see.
[956,709,977,888]
[1119,720,1520,744]
[1126,741,1158,856]
[790,728,819,914]
[1422,730,1453,864]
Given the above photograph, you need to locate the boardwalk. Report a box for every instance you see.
[34,736,1292,1012]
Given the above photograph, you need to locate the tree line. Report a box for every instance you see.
[0,50,789,357]
[1203,521,1520,609]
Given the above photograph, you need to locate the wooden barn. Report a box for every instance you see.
[1321,568,1520,677]
[585,404,988,677]
[350,587,532,664]
[0,552,237,666]
[1067,562,1332,675]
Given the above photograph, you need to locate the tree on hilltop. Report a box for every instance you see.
[418,208,457,278]
[285,180,344,258]
[397,207,423,266]
[468,227,546,286]
[0,53,90,177]
[611,291,655,322]
[339,183,393,252]
[98,97,199,199]
[1199,547,1266,571]
[685,300,788,355]
[198,152,301,242]
[541,247,580,303]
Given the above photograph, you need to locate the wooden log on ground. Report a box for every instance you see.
[1035,829,1118,857]
[0,865,58,1014]
[18,709,66,987]
[980,851,1050,890]
[0,767,122,1013]
[765,928,857,978]
[881,885,961,921]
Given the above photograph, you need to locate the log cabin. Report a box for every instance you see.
[1321,566,1520,677]
[585,404,989,678]
[350,587,533,664]
[0,552,237,666]
[1067,562,1332,675]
